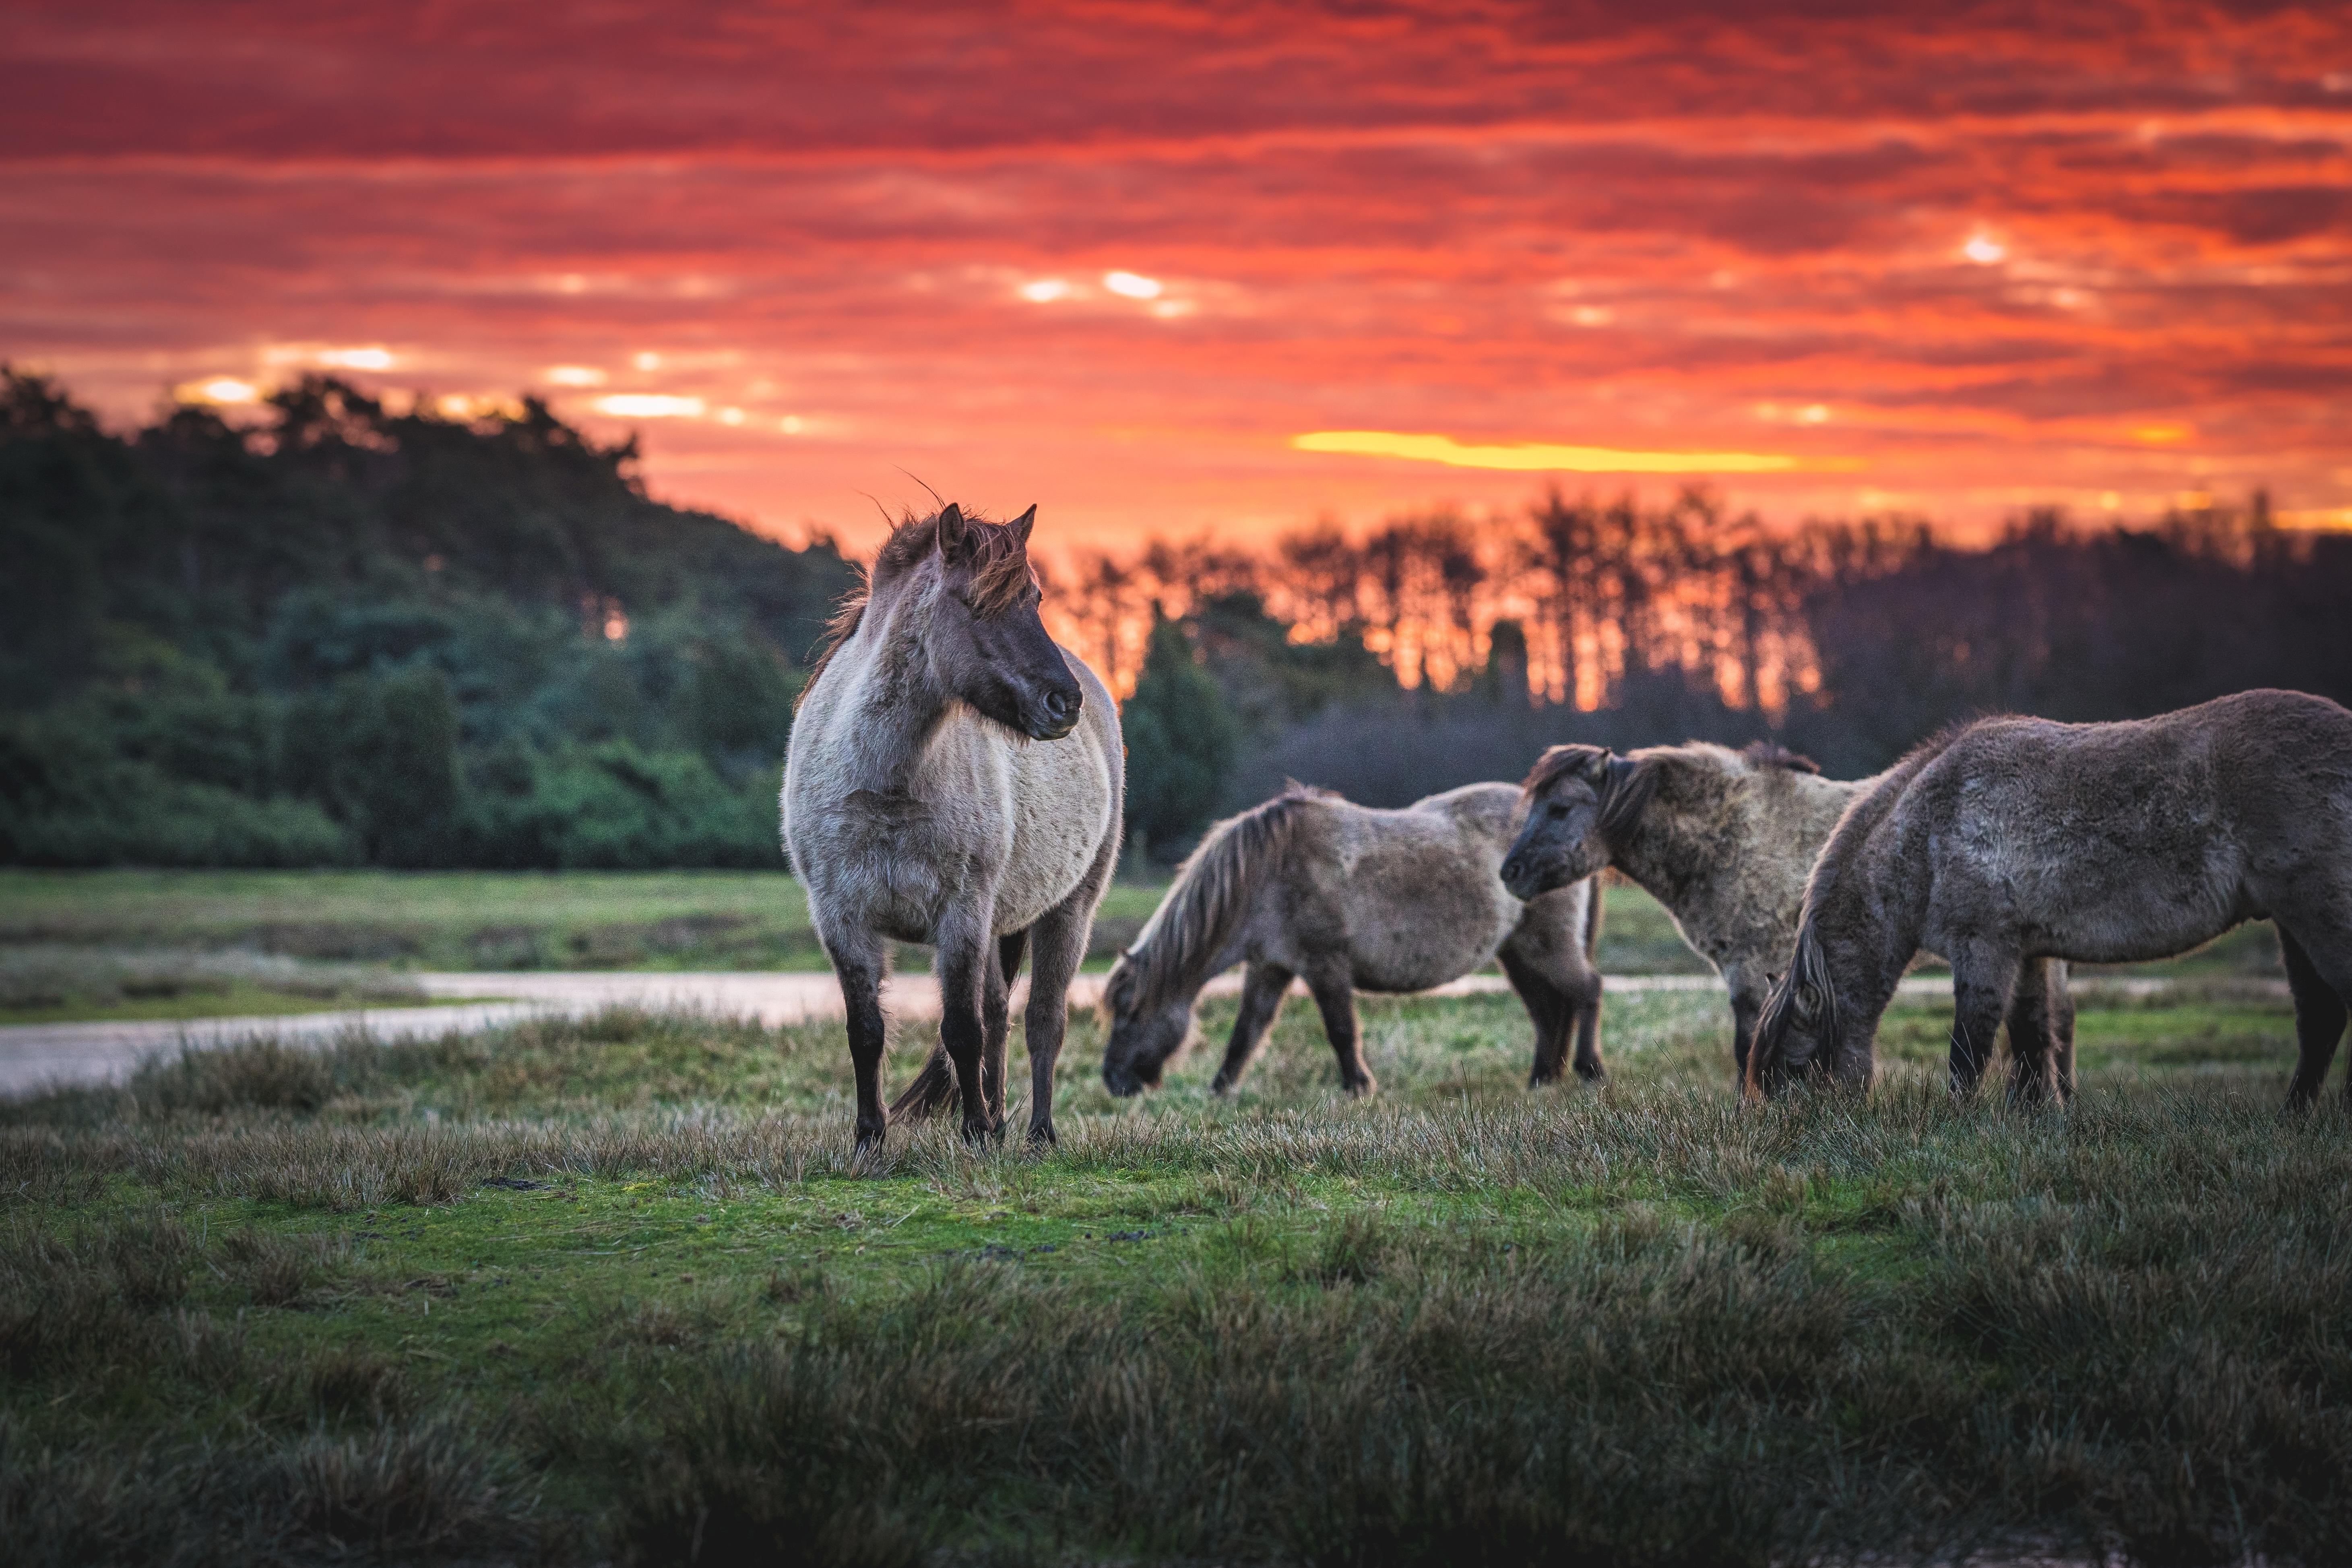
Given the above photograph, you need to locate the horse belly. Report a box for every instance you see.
[1345,861,1516,993]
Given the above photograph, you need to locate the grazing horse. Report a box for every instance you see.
[1748,689,2352,1108]
[1099,782,1604,1098]
[1499,741,2072,1094]
[783,503,1122,1151]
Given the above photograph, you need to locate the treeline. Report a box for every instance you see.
[9,368,2347,871]
[1096,488,2352,855]
[1,371,853,867]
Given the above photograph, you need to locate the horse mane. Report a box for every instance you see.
[1739,740,1820,775]
[796,506,1039,709]
[1520,744,1660,844]
[1113,783,1335,1016]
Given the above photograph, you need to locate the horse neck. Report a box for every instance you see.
[1128,805,1291,1010]
[830,582,955,794]
[1606,756,1725,909]
[1803,769,1926,1017]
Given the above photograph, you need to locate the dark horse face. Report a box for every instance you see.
[1499,744,1627,901]
[1098,955,1195,1097]
[928,503,1083,742]
[1745,930,1863,1098]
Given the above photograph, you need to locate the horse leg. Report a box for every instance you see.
[1211,962,1292,1095]
[1947,945,2022,1097]
[2049,961,2077,1099]
[2003,958,2064,1106]
[1019,898,1090,1146]
[1729,984,1765,1087]
[934,909,997,1143]
[830,933,892,1155]
[2277,928,2349,1110]
[983,930,1026,1126]
[1499,946,1569,1085]
[1304,963,1375,1097]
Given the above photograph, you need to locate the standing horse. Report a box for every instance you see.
[1499,741,2073,1093]
[783,503,1122,1151]
[1099,782,1604,1097]
[1748,689,2352,1108]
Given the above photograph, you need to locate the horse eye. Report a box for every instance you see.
[1546,800,1569,818]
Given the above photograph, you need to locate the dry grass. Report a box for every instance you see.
[0,984,2345,1564]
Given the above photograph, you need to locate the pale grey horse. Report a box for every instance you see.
[783,503,1122,1151]
[1500,740,2072,1094]
[1749,689,2352,1108]
[1100,782,1604,1097]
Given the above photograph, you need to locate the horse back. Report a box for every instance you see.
[1317,786,1530,991]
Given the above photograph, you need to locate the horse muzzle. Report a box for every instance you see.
[1024,682,1084,741]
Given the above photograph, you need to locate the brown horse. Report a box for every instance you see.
[1100,781,1603,1097]
[1501,740,2071,1092]
[782,504,1123,1151]
[1749,689,2352,1108]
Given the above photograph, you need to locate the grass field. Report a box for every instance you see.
[3,971,2346,1566]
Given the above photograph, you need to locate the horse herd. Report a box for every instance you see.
[783,504,2352,1152]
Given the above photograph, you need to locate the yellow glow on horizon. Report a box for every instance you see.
[2279,507,2352,530]
[1291,430,1856,475]
[178,377,260,405]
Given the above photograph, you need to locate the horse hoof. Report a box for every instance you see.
[1344,1076,1378,1099]
[1026,1121,1057,1149]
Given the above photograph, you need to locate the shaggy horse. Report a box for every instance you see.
[783,503,1123,1150]
[1500,741,2072,1092]
[1099,782,1603,1097]
[1748,689,2352,1107]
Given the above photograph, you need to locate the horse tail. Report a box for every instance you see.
[1122,786,1324,1016]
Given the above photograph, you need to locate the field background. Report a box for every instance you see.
[0,868,2288,1026]
[2,870,2339,1566]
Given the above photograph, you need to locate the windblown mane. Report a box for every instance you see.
[1113,784,1335,1016]
[796,506,1040,709]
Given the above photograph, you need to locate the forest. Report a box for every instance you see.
[6,368,2349,867]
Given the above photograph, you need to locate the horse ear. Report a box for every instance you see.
[1603,754,1640,794]
[1008,505,1036,547]
[936,502,970,562]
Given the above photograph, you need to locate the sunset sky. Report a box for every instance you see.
[6,1,2349,551]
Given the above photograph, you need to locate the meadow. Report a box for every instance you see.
[3,964,2346,1566]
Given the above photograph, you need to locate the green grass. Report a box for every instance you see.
[0,867,2284,985]
[4,974,2347,1565]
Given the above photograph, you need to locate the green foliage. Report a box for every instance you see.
[0,368,852,867]
[1121,614,1239,855]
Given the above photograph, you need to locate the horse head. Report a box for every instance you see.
[925,502,1083,741]
[1098,951,1197,1097]
[1746,926,1867,1099]
[1500,744,1653,899]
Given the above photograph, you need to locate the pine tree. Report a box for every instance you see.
[1120,613,1236,859]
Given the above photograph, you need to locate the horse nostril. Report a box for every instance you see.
[1044,688,1077,721]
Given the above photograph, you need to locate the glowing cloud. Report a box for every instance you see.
[1963,233,2007,264]
[1018,279,1073,302]
[317,347,393,370]
[1103,271,1163,299]
[1291,431,1854,475]
[594,394,706,417]
[543,365,607,386]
